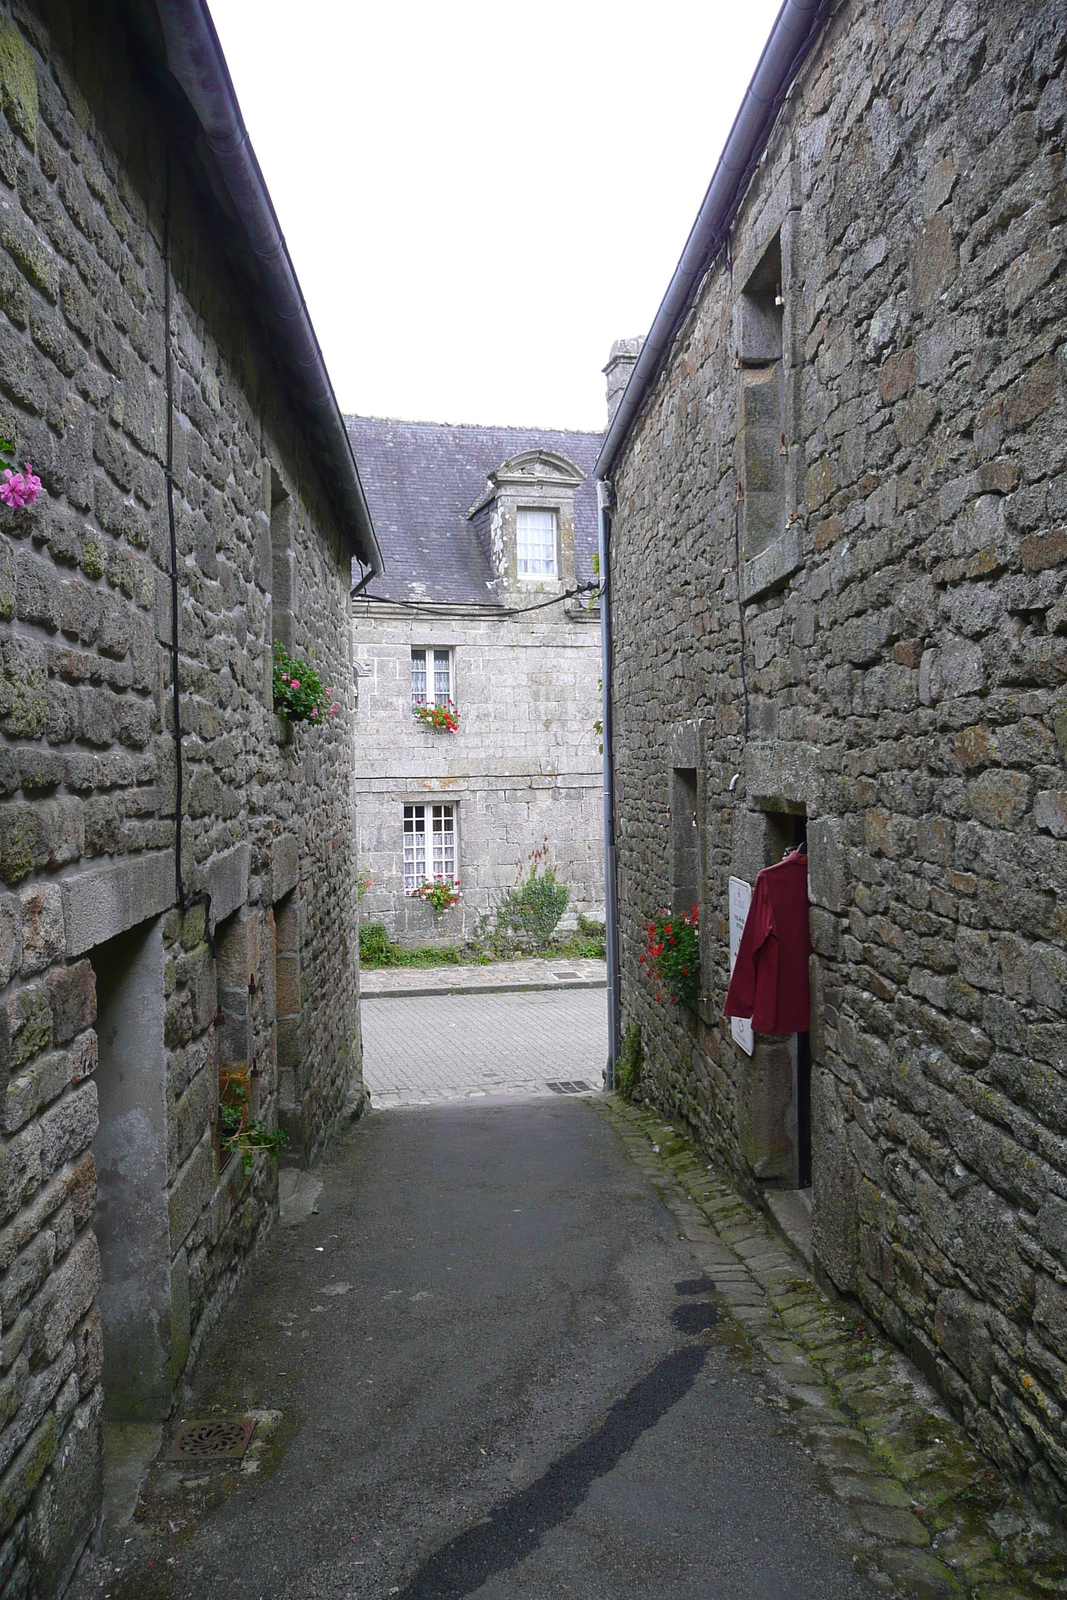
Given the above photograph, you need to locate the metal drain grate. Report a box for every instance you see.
[165,1416,257,1462]
[545,1080,594,1095]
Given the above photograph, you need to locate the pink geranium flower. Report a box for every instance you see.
[0,463,42,508]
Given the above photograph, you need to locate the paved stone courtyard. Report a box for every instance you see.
[361,986,608,1106]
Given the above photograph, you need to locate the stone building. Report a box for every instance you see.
[348,416,604,944]
[0,0,379,1588]
[598,0,1067,1514]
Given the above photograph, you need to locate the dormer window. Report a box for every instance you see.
[516,508,558,578]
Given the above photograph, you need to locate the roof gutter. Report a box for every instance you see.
[594,0,833,483]
[151,0,383,577]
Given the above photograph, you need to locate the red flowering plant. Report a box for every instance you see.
[407,877,462,914]
[413,699,459,733]
[639,905,700,1005]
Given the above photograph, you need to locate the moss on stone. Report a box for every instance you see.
[0,805,35,883]
[0,22,37,150]
[78,536,103,581]
[0,1412,57,1537]
[0,539,13,621]
[0,638,47,739]
[10,984,52,1069]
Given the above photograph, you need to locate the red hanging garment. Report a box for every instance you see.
[723,851,811,1033]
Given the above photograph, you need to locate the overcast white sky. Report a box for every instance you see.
[208,0,783,433]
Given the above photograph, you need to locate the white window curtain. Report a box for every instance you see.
[431,804,455,879]
[410,650,427,707]
[412,648,451,707]
[516,508,557,577]
[403,804,426,889]
[404,803,455,889]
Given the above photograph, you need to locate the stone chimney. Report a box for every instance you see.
[603,338,644,428]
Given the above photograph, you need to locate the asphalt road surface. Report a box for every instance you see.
[73,1097,880,1600]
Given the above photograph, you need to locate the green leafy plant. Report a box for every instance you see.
[474,848,570,958]
[356,870,372,904]
[358,922,464,969]
[226,1119,283,1174]
[640,905,700,1006]
[553,914,606,960]
[272,640,337,724]
[615,1023,643,1102]
[218,1075,282,1173]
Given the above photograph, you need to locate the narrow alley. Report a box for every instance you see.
[70,988,1067,1600]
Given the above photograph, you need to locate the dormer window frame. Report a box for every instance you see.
[516,505,559,580]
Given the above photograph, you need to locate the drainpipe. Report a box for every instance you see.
[598,479,621,1088]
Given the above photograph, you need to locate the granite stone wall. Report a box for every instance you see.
[607,0,1067,1513]
[352,606,604,944]
[0,1,362,1588]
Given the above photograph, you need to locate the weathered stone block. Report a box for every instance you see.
[0,896,20,988]
[168,1134,214,1254]
[271,833,298,903]
[1035,1274,1067,1365]
[5,983,51,1071]
[15,884,62,977]
[25,1389,100,1597]
[46,961,94,1045]
[935,1288,994,1403]
[35,1230,99,1363]
[0,636,47,739]
[60,851,174,957]
[72,1306,101,1397]
[275,952,300,1018]
[807,816,847,913]
[197,841,248,926]
[0,22,38,150]
[37,1082,97,1180]
[1035,790,1067,838]
[0,1412,57,1539]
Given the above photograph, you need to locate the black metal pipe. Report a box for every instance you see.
[598,481,620,1087]
[163,154,185,911]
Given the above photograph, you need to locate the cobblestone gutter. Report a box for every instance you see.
[596,1094,1067,1600]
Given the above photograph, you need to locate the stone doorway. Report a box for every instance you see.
[91,919,186,1422]
[735,807,811,1197]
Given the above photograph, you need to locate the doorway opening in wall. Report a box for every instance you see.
[274,892,304,1154]
[754,806,810,1195]
[791,812,811,1190]
[750,805,812,1261]
[216,911,253,1172]
[91,917,184,1527]
[92,919,176,1424]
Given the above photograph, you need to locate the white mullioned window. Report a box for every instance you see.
[516,507,558,577]
[411,648,451,707]
[403,803,456,890]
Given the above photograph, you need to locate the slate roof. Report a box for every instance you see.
[346,417,603,605]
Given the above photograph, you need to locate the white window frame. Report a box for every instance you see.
[411,647,452,708]
[516,507,558,579]
[403,803,456,891]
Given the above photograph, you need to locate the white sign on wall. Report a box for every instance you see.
[728,876,754,1057]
